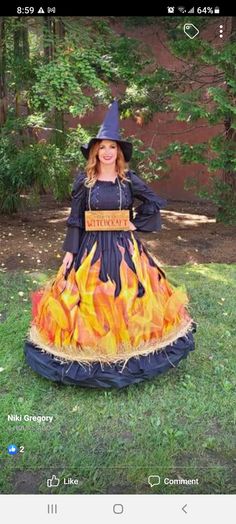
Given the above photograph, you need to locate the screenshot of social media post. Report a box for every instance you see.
[0,14,235,497]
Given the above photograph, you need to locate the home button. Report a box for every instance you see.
[113,503,124,514]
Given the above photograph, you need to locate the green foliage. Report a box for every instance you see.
[156,137,236,223]
[30,57,97,114]
[209,135,236,173]
[0,126,69,213]
[4,18,38,91]
[156,141,208,166]
[2,16,236,222]
[1,17,147,214]
[123,67,175,117]
[64,125,90,167]
[12,143,69,198]
[170,91,207,121]
[207,178,236,220]
[148,18,236,223]
[109,36,146,81]
[0,135,20,213]
[30,22,144,116]
[129,136,165,181]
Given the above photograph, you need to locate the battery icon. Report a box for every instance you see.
[214,6,220,13]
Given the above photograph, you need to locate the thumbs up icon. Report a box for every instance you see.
[47,475,60,487]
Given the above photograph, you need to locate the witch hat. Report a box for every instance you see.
[80,100,133,162]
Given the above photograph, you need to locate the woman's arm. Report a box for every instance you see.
[62,173,86,253]
[129,171,167,232]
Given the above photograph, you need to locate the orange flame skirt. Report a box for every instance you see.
[28,235,193,364]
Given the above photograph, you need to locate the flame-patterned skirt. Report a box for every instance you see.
[24,231,196,388]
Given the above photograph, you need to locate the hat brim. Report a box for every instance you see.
[81,138,133,162]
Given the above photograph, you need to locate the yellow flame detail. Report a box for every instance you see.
[31,237,190,359]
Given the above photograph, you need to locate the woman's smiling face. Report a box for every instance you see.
[97,140,118,165]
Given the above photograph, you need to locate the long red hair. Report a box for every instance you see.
[84,140,129,188]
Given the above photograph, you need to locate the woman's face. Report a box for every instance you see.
[97,140,118,166]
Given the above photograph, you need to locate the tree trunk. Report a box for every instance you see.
[43,16,54,60]
[13,16,30,117]
[22,18,30,60]
[54,18,66,148]
[0,16,7,125]
[218,16,236,222]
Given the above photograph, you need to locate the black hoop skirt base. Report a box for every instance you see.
[24,326,196,389]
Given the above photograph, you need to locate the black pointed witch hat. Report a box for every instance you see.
[80,100,133,162]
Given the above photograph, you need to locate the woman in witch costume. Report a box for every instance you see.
[24,101,196,388]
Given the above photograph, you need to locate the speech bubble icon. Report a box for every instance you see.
[148,475,161,487]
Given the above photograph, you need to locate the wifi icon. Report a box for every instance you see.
[178,6,186,13]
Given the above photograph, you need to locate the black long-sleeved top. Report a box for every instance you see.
[62,171,167,254]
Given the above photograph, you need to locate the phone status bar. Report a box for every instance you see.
[1,5,235,16]
[167,6,221,15]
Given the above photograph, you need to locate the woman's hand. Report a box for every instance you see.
[129,221,137,231]
[62,252,74,275]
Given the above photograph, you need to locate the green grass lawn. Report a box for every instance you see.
[0,264,235,494]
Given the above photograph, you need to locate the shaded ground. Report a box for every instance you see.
[0,195,236,272]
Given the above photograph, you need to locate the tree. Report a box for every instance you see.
[0,17,7,125]
[0,16,152,212]
[169,17,236,223]
[123,17,236,223]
